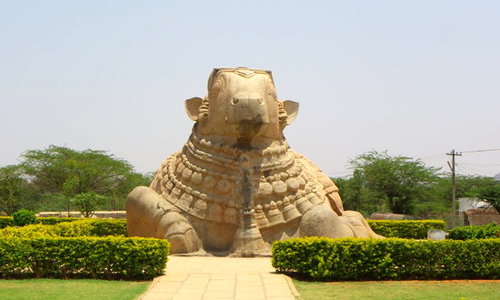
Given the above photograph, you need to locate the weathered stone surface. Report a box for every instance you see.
[126,67,382,256]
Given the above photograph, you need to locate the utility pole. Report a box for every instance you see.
[447,149,462,228]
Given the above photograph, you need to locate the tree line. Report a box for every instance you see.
[0,145,152,216]
[1,147,498,218]
[333,151,500,219]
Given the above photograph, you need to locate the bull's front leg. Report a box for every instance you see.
[126,186,201,253]
[299,203,355,238]
[340,211,384,238]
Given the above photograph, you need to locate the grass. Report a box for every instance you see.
[0,279,151,300]
[293,279,500,300]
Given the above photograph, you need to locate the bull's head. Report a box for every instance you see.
[185,67,298,149]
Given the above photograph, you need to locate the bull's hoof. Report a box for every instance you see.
[300,205,354,238]
[340,211,384,238]
[158,211,200,254]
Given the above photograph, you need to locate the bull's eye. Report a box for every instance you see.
[232,97,239,104]
[257,98,263,104]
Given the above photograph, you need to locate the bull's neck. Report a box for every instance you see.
[185,132,295,175]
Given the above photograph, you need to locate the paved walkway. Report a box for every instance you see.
[140,256,298,300]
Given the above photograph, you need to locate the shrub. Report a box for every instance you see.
[36,217,82,225]
[12,209,36,226]
[71,192,107,218]
[367,220,446,239]
[0,219,127,238]
[0,217,105,229]
[0,236,169,279]
[272,237,500,280]
[56,219,127,237]
[0,217,14,229]
[448,223,500,240]
[0,224,59,238]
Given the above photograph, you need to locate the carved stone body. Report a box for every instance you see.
[126,67,381,256]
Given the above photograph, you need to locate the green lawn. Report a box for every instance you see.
[0,279,151,300]
[293,280,500,300]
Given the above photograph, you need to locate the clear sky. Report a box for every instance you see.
[1,0,499,177]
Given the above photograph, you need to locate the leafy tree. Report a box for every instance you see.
[348,151,440,215]
[71,192,107,217]
[470,177,500,213]
[21,145,136,196]
[333,170,383,216]
[0,165,32,215]
[413,176,452,218]
[16,145,151,212]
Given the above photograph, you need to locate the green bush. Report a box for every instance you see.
[0,236,169,279]
[367,220,446,239]
[12,209,37,226]
[272,237,500,280]
[0,224,59,238]
[36,217,82,225]
[0,219,127,238]
[0,217,14,229]
[71,192,107,218]
[0,217,105,229]
[448,223,500,240]
[55,219,127,237]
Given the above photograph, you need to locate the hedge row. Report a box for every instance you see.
[0,216,96,229]
[0,219,127,238]
[272,237,500,280]
[449,223,500,240]
[37,217,83,225]
[0,236,169,279]
[367,220,446,239]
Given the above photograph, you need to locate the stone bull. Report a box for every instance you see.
[126,67,381,256]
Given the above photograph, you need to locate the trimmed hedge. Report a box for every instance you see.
[0,217,113,229]
[272,237,500,280]
[37,217,83,225]
[0,219,127,238]
[367,220,446,239]
[0,236,169,279]
[449,223,500,240]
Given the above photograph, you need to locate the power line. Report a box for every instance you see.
[461,148,500,154]
[420,153,446,160]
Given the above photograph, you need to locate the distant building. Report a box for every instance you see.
[458,197,499,225]
[458,197,491,212]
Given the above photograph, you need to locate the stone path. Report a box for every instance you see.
[140,256,298,300]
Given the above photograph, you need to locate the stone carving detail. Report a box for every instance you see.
[126,67,381,256]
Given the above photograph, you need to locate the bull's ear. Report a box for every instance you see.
[185,97,203,121]
[283,100,299,125]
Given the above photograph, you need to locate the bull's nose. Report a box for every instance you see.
[232,97,264,105]
[227,94,270,126]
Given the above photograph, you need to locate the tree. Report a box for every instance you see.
[71,192,107,217]
[333,170,383,216]
[470,177,500,214]
[0,165,32,215]
[348,151,439,215]
[17,145,151,212]
[21,145,136,196]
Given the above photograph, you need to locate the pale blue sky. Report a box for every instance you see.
[1,0,499,177]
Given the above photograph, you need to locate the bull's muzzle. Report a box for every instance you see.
[227,93,270,126]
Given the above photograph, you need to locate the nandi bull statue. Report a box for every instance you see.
[126,67,381,256]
